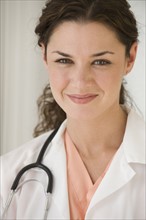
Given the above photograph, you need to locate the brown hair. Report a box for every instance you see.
[34,0,138,137]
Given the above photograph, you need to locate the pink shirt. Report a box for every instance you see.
[64,130,111,220]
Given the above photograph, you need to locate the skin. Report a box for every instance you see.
[42,22,137,183]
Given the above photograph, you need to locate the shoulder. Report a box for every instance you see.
[1,131,51,169]
[0,131,50,210]
[126,108,145,142]
[123,108,145,164]
[1,120,67,173]
[1,119,67,170]
[128,108,145,128]
[0,131,52,195]
[0,121,67,208]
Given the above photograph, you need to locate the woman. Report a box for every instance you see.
[1,0,145,219]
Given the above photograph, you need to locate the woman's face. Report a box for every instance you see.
[43,22,137,120]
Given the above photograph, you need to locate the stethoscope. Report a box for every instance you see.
[1,127,59,220]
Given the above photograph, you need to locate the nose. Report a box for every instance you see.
[71,65,93,87]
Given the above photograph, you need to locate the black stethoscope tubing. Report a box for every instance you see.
[11,127,60,194]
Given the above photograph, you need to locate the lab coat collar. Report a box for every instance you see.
[122,109,145,164]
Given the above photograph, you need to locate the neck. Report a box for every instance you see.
[66,106,127,158]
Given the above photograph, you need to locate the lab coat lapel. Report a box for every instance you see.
[87,145,135,211]
[43,122,70,219]
[86,109,145,215]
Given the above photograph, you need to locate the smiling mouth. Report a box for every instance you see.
[67,94,98,104]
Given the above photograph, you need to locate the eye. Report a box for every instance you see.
[55,58,73,64]
[92,60,111,66]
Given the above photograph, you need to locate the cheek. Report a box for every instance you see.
[95,70,123,93]
[48,69,69,94]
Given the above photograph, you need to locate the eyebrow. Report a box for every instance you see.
[52,50,115,58]
[92,51,115,57]
[52,51,73,58]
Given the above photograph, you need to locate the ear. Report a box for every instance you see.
[125,42,138,75]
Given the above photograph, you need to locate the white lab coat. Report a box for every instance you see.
[0,109,145,219]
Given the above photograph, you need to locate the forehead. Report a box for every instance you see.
[47,21,125,54]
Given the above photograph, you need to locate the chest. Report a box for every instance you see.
[80,150,117,184]
[4,174,144,219]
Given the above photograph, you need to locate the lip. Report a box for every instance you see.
[67,94,98,104]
